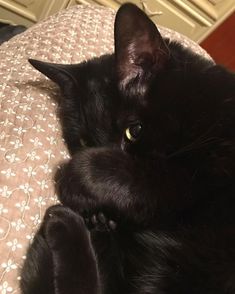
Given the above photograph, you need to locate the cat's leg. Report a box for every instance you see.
[44,205,101,294]
[20,224,54,294]
[21,205,101,294]
[55,148,152,227]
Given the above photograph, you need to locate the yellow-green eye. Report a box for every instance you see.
[125,123,142,142]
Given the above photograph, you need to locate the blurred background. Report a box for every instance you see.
[0,0,234,70]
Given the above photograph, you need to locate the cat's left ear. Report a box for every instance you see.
[114,3,170,95]
[28,59,77,91]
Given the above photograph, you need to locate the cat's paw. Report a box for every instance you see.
[43,205,88,251]
[85,212,117,232]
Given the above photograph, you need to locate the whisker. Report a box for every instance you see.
[167,122,223,159]
[168,137,222,159]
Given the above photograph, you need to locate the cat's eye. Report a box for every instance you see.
[125,123,142,142]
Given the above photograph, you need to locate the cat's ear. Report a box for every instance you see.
[114,3,170,95]
[28,59,77,91]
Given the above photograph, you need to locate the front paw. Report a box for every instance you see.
[54,148,133,214]
[41,205,100,293]
[43,205,88,251]
[54,148,140,227]
[54,162,97,214]
[85,212,117,232]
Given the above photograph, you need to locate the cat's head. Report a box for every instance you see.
[29,4,235,191]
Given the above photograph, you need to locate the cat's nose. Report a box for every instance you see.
[120,137,128,152]
[120,139,125,151]
[120,138,133,154]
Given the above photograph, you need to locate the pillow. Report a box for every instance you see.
[0,4,212,293]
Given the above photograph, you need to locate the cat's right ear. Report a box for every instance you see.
[28,59,77,91]
[114,3,170,96]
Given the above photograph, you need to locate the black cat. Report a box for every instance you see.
[20,3,235,294]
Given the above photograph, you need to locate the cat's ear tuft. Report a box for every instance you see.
[28,59,77,90]
[114,3,170,95]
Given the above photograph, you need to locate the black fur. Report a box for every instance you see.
[20,3,235,294]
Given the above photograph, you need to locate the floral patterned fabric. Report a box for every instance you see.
[0,4,212,293]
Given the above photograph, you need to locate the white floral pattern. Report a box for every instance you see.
[0,281,13,294]
[0,4,212,293]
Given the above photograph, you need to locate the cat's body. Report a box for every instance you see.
[20,3,235,294]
